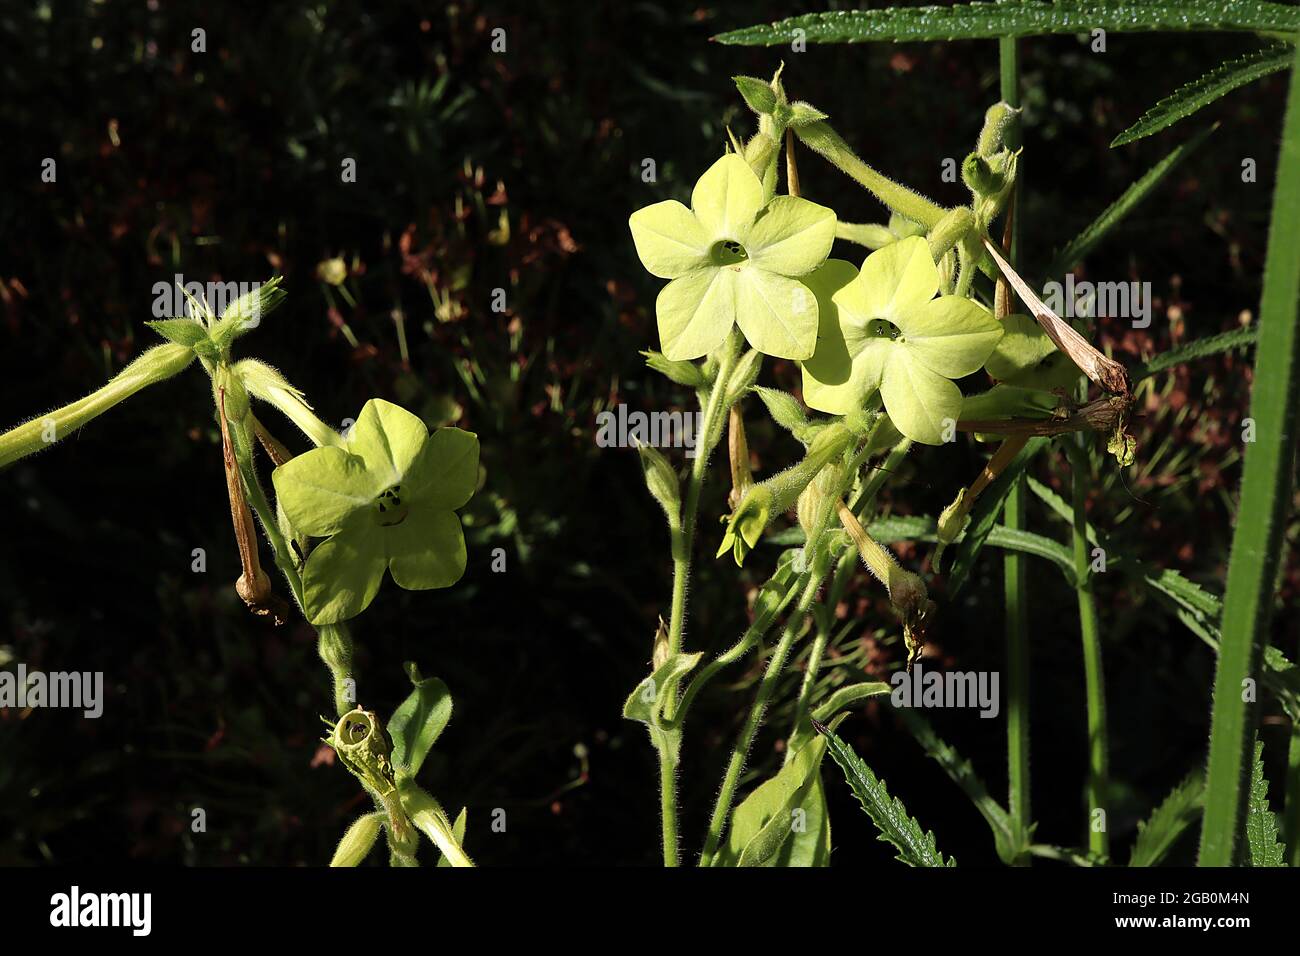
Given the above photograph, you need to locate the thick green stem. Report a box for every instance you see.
[1199,45,1300,866]
[699,572,820,865]
[1068,440,1108,860]
[0,343,194,468]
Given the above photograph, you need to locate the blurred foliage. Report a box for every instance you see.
[0,0,1294,865]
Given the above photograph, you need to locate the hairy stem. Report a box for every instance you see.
[1067,440,1108,860]
[0,343,194,469]
[699,572,821,865]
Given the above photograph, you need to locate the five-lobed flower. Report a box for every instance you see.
[628,153,836,362]
[272,399,479,625]
[800,237,1004,445]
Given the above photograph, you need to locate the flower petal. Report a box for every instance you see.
[300,527,387,624]
[347,399,429,487]
[798,259,859,387]
[899,296,1004,379]
[745,196,836,276]
[408,427,479,509]
[387,508,467,590]
[628,200,712,279]
[879,348,964,445]
[691,154,763,240]
[803,338,890,415]
[272,446,376,537]
[837,235,939,328]
[733,269,818,360]
[657,267,736,361]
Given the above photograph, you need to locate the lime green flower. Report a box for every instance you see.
[800,237,1003,445]
[271,399,478,625]
[628,153,836,361]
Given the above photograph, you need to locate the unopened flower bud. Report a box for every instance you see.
[636,440,680,525]
[753,386,806,433]
[330,812,385,867]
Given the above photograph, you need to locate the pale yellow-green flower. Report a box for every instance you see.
[629,154,836,361]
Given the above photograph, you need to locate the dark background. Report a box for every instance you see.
[0,0,1295,866]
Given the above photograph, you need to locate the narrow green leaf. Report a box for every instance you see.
[1200,45,1300,867]
[1133,326,1257,382]
[1245,739,1287,866]
[1047,124,1215,277]
[1128,773,1204,866]
[815,719,955,867]
[715,2,1300,46]
[1026,475,1300,722]
[1112,44,1293,147]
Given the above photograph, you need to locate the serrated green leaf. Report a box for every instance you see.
[1113,44,1293,147]
[1245,738,1287,866]
[1129,772,1204,866]
[1048,124,1214,276]
[715,2,1300,46]
[817,721,954,867]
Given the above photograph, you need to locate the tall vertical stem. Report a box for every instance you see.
[999,31,1032,866]
[656,336,741,866]
[1068,440,1108,859]
[1199,45,1300,866]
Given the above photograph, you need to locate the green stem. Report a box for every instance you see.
[400,782,475,867]
[0,343,194,469]
[1199,45,1300,866]
[794,120,946,228]
[672,573,804,727]
[998,29,1033,868]
[228,414,357,718]
[656,334,742,867]
[1285,728,1300,867]
[699,572,820,865]
[1067,440,1108,860]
